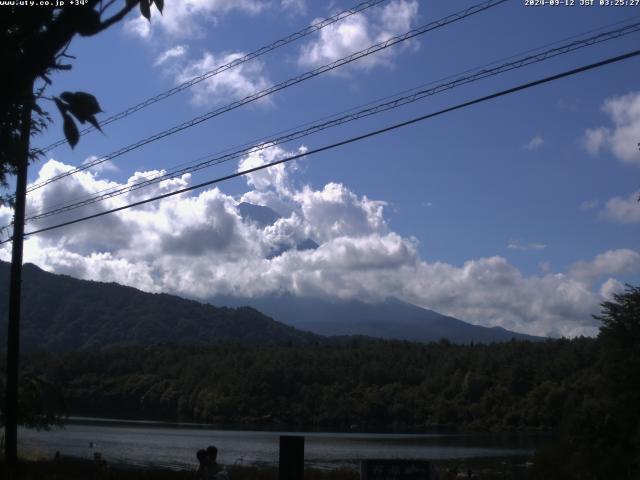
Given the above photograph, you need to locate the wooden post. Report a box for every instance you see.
[4,79,33,471]
[279,435,304,480]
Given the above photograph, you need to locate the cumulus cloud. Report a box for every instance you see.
[124,0,267,39]
[568,249,640,283]
[601,191,640,224]
[173,51,271,107]
[2,149,639,339]
[523,135,544,151]
[600,277,625,301]
[582,91,640,165]
[298,0,419,71]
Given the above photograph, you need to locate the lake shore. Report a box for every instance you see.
[3,454,538,480]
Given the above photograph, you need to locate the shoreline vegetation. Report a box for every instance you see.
[5,454,538,480]
[18,338,597,432]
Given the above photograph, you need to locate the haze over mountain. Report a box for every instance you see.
[0,261,320,352]
[0,257,540,352]
[210,294,543,343]
[224,203,543,343]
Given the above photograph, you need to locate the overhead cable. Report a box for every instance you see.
[38,0,390,153]
[25,0,509,194]
[23,21,640,223]
[2,47,636,244]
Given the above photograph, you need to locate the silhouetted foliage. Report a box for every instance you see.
[534,285,640,479]
[20,338,598,433]
[0,0,161,203]
[0,356,66,430]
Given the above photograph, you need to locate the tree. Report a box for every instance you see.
[595,285,640,477]
[596,285,640,399]
[1,0,165,199]
[1,0,163,470]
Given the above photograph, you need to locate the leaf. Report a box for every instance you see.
[140,0,151,21]
[86,115,103,133]
[59,92,74,103]
[62,113,79,148]
[154,0,164,14]
[60,91,103,125]
[53,97,67,115]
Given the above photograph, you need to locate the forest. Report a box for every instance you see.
[19,338,597,432]
[3,286,638,479]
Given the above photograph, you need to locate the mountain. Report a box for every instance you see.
[237,202,281,228]
[237,202,319,258]
[0,261,321,352]
[209,294,543,344]
[0,260,540,353]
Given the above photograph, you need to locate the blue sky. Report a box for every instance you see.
[1,0,639,337]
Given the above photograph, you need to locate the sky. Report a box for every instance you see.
[1,0,640,337]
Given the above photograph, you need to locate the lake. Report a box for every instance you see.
[19,418,547,471]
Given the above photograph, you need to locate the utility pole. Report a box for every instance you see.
[4,79,34,471]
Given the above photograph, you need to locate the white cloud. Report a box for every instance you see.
[600,277,625,301]
[568,249,640,283]
[82,156,118,174]
[124,0,267,39]
[539,261,552,274]
[523,135,544,151]
[2,153,639,339]
[601,191,640,224]
[298,0,419,71]
[507,240,546,251]
[154,45,188,67]
[582,91,640,165]
[583,127,608,156]
[0,205,12,242]
[237,144,300,194]
[174,51,271,107]
[281,0,306,15]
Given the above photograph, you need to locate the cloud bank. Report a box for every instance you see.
[2,146,638,338]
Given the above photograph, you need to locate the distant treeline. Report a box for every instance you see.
[20,338,597,432]
[5,286,638,479]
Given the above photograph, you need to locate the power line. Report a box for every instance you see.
[3,47,637,245]
[22,20,640,224]
[30,14,640,219]
[37,0,389,154]
[25,0,509,194]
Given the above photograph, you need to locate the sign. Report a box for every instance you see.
[279,435,304,480]
[361,459,432,480]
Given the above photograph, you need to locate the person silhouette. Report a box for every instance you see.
[206,445,218,468]
[196,449,209,479]
[197,445,226,479]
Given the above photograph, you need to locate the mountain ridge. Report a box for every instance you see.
[0,260,542,352]
[209,293,543,343]
[0,261,321,352]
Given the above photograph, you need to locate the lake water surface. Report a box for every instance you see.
[19,418,547,470]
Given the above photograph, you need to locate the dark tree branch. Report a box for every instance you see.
[94,1,140,34]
